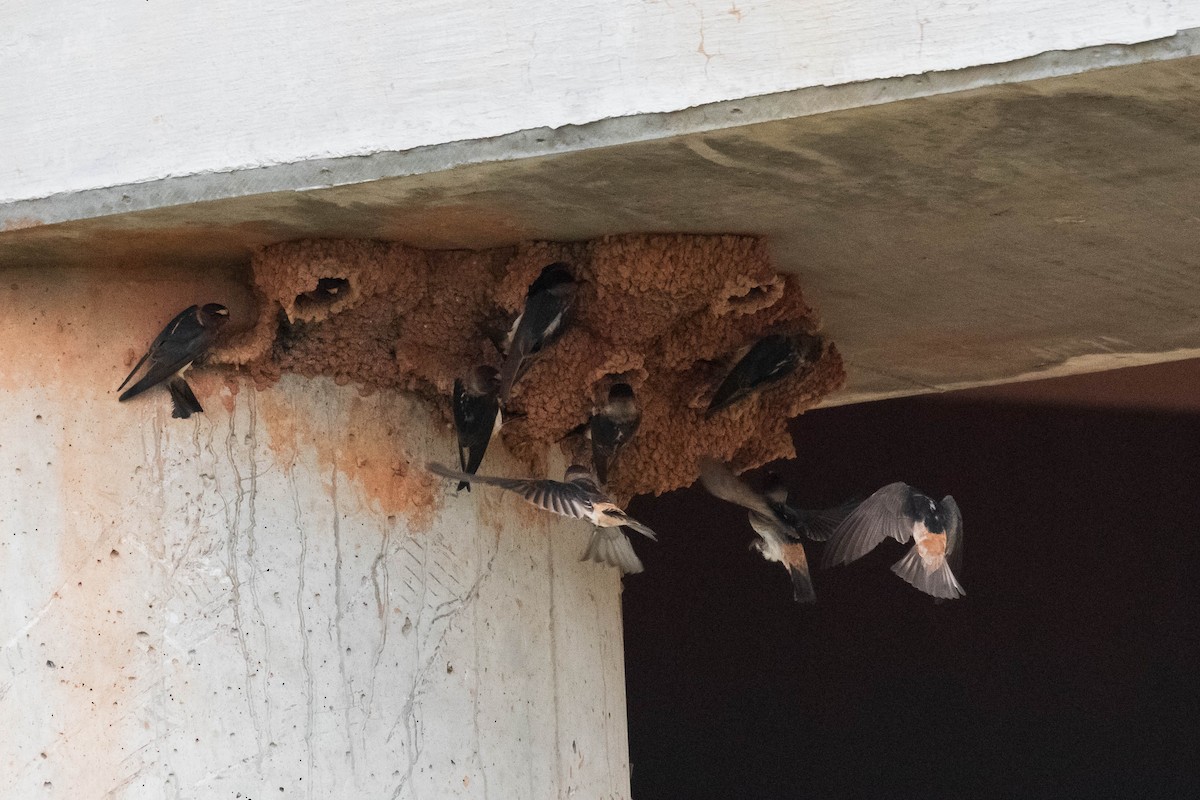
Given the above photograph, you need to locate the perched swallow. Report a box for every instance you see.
[699,458,854,603]
[118,303,230,419]
[452,365,502,492]
[426,462,656,573]
[589,383,642,486]
[295,277,350,308]
[498,263,577,405]
[822,482,964,600]
[706,333,823,416]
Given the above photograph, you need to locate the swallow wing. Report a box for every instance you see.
[498,289,574,403]
[822,482,915,567]
[793,499,861,542]
[940,495,963,576]
[427,462,595,522]
[118,305,198,392]
[697,458,776,518]
[707,336,799,415]
[119,308,213,401]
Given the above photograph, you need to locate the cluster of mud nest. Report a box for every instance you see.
[213,235,845,498]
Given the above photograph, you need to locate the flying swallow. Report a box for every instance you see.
[822,482,964,600]
[426,462,656,573]
[706,333,823,416]
[699,458,854,603]
[452,365,502,492]
[118,303,230,419]
[588,383,642,487]
[498,262,577,405]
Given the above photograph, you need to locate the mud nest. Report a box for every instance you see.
[212,234,845,498]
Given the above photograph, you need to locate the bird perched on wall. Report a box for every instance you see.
[822,482,964,600]
[118,303,230,419]
[452,365,502,492]
[706,332,823,416]
[498,262,577,405]
[587,382,642,487]
[426,462,656,574]
[699,458,854,603]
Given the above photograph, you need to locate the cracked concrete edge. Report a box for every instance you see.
[4,27,1199,230]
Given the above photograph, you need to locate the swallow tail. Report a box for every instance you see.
[786,565,817,604]
[166,377,203,419]
[890,548,964,600]
[581,528,644,575]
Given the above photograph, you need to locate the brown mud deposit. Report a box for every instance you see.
[214,234,845,497]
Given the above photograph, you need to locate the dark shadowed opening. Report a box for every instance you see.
[625,366,1200,799]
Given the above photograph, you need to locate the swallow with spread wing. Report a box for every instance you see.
[822,482,964,600]
[452,365,502,492]
[699,457,854,603]
[706,333,823,416]
[498,262,577,405]
[588,382,641,487]
[427,462,656,574]
[118,303,230,419]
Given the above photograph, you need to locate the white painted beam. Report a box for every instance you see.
[4,1,1198,204]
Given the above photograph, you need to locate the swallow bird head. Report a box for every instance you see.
[466,364,501,396]
[528,262,576,298]
[201,304,231,327]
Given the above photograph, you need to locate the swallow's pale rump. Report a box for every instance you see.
[426,462,656,573]
[823,482,964,600]
[699,457,854,603]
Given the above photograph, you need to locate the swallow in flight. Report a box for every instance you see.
[822,482,964,600]
[699,458,853,603]
[426,462,656,574]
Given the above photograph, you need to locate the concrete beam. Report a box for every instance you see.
[3,51,1199,404]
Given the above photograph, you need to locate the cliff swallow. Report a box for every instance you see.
[426,462,656,573]
[822,482,964,600]
[706,333,823,416]
[699,458,854,603]
[589,383,642,486]
[498,263,577,405]
[118,303,230,419]
[452,365,502,492]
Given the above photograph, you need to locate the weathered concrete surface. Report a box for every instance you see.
[3,55,1199,405]
[4,3,1197,205]
[0,266,631,799]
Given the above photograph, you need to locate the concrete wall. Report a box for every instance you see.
[5,1,1200,204]
[0,266,631,798]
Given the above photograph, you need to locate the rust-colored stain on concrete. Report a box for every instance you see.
[218,234,845,497]
[256,387,439,528]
